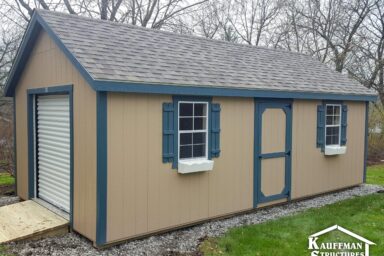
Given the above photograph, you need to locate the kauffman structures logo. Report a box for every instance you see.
[308,225,375,256]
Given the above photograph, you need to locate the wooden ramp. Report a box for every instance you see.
[0,200,69,244]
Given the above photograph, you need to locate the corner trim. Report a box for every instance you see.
[96,91,108,246]
[13,97,17,195]
[363,102,369,183]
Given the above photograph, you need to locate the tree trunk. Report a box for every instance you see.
[100,0,109,20]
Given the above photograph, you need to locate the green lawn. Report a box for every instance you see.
[0,173,14,186]
[201,165,384,256]
[201,193,384,256]
[366,164,384,185]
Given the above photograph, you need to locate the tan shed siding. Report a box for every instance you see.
[14,31,97,240]
[291,100,366,199]
[261,157,285,196]
[107,95,253,243]
[209,97,254,217]
[261,108,286,154]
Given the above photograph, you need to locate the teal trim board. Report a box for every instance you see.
[92,81,377,102]
[363,101,369,183]
[13,97,17,195]
[27,93,35,198]
[254,99,292,207]
[26,85,74,227]
[96,91,108,246]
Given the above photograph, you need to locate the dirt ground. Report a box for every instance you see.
[0,184,14,196]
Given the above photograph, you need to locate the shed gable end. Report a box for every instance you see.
[4,11,94,97]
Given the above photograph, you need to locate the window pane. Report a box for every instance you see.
[180,133,192,145]
[193,144,205,158]
[326,127,339,136]
[326,116,333,125]
[333,115,340,125]
[194,117,206,130]
[334,106,340,115]
[180,103,193,116]
[326,126,340,145]
[326,106,333,115]
[331,135,339,145]
[194,104,206,116]
[179,117,193,130]
[326,135,338,145]
[193,132,206,144]
[180,145,192,159]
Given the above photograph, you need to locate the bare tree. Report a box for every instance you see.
[229,0,282,46]
[0,31,20,95]
[348,0,384,103]
[2,0,207,29]
[193,1,222,39]
[297,0,376,72]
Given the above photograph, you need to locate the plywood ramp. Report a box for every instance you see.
[0,200,68,244]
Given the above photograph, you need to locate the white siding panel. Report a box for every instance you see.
[37,95,70,212]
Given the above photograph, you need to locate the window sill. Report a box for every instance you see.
[178,159,214,174]
[324,145,347,156]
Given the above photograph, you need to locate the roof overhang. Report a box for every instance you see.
[4,10,378,102]
[93,80,377,101]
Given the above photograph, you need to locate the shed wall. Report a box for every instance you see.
[14,31,97,240]
[291,100,366,199]
[106,94,254,243]
[106,96,366,243]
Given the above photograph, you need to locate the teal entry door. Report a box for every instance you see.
[254,100,292,206]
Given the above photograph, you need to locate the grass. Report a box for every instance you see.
[200,193,384,256]
[201,165,384,256]
[0,173,14,186]
[366,164,384,186]
[0,246,7,256]
[0,172,14,256]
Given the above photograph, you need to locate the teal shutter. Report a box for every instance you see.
[341,104,348,145]
[162,103,175,163]
[211,103,221,158]
[317,105,325,148]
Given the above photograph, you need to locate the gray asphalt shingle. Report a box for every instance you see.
[37,10,376,96]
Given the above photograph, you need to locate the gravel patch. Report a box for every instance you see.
[5,184,383,256]
[0,195,19,207]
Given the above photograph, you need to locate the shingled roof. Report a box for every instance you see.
[4,9,377,99]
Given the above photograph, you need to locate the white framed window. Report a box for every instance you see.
[325,104,341,146]
[178,101,208,160]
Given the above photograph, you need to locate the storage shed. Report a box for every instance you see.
[4,9,377,247]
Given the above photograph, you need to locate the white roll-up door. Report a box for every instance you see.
[36,94,70,213]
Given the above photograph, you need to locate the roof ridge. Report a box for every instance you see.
[36,8,311,58]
